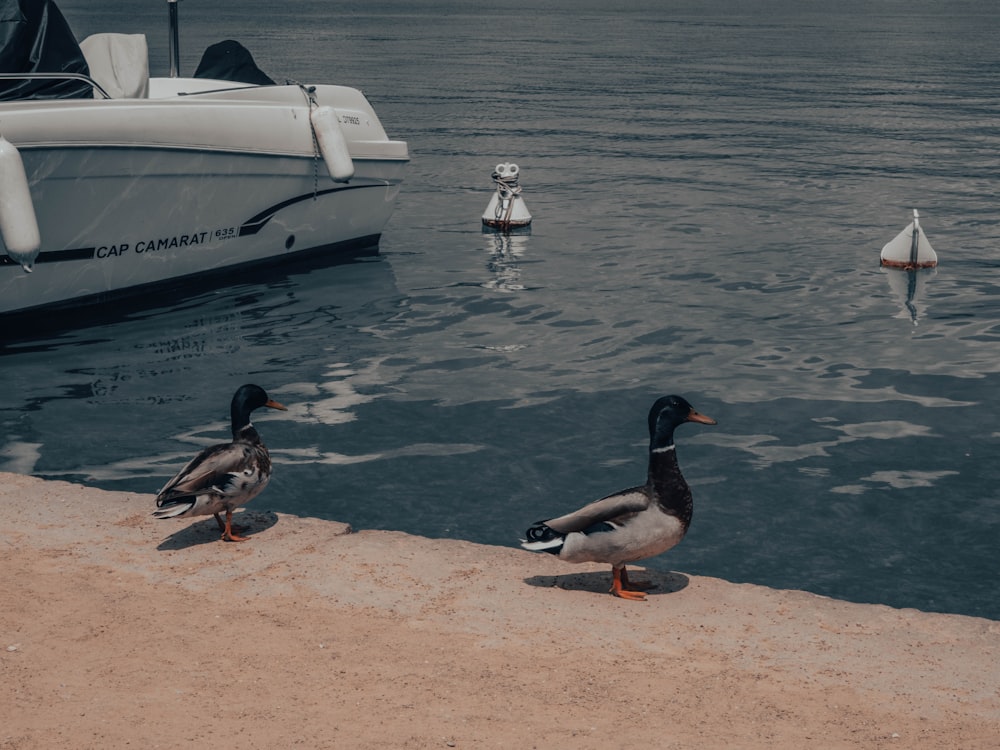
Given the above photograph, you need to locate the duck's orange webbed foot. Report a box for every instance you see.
[220,510,250,542]
[611,566,648,601]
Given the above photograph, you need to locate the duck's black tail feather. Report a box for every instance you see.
[151,497,196,519]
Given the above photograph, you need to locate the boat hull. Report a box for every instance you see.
[0,81,408,316]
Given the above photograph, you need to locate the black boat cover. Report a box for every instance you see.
[194,40,275,86]
[0,0,91,100]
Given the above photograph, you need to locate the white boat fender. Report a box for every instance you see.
[0,136,41,272]
[309,106,354,183]
[880,209,937,270]
[482,162,532,230]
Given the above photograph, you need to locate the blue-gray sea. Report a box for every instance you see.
[3,0,999,620]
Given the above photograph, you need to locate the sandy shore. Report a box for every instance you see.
[1,472,998,749]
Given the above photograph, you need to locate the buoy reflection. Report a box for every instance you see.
[482,229,530,292]
[882,266,935,325]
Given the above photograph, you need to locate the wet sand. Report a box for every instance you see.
[1,472,998,749]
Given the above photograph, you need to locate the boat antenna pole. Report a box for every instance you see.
[167,0,181,77]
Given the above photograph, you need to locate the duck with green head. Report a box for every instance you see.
[152,384,287,542]
[522,395,716,600]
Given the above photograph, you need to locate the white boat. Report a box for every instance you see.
[0,0,408,318]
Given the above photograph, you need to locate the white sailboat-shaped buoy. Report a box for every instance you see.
[880,209,937,270]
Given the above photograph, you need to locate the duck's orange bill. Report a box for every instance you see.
[687,409,717,425]
[265,399,288,411]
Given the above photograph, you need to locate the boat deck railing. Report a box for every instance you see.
[0,72,111,100]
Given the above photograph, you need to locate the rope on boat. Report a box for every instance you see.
[295,82,355,184]
[296,83,322,200]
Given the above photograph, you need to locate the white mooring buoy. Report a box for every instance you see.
[482,162,531,231]
[0,136,41,272]
[880,209,937,270]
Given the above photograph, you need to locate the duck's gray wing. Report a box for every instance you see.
[543,487,651,534]
[155,443,251,505]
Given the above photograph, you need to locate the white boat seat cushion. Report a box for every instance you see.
[79,33,150,99]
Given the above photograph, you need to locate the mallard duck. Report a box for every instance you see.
[521,395,716,600]
[152,384,287,542]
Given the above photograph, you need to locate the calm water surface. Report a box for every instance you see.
[3,0,1000,620]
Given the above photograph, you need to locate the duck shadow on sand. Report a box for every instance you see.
[524,569,690,598]
[156,510,279,551]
